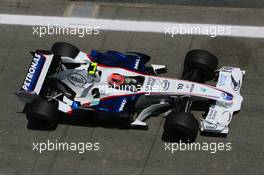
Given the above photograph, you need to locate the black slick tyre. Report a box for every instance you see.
[26,99,59,130]
[51,42,80,58]
[182,50,218,81]
[164,112,199,142]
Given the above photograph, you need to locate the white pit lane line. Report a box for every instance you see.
[0,14,263,38]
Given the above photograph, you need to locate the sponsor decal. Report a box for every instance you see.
[88,62,97,75]
[231,75,240,91]
[200,87,207,92]
[99,107,109,112]
[22,53,45,91]
[118,98,127,111]
[161,80,170,91]
[222,67,234,73]
[205,124,217,129]
[223,111,232,122]
[134,59,140,70]
[207,110,217,120]
[218,74,227,87]
[177,83,184,90]
[145,77,156,91]
[189,84,195,92]
[67,73,87,87]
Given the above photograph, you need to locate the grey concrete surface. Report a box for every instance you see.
[1,1,264,26]
[1,0,264,9]
[0,1,264,175]
[83,0,264,9]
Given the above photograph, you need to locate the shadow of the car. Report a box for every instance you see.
[61,114,132,129]
[200,131,227,138]
[162,131,196,143]
[27,118,57,131]
[26,111,148,131]
[25,100,225,141]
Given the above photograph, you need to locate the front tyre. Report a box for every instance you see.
[182,50,218,82]
[26,99,59,130]
[163,112,199,142]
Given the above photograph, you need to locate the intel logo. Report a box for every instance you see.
[161,80,170,91]
[67,73,87,87]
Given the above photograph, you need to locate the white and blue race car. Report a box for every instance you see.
[16,42,245,141]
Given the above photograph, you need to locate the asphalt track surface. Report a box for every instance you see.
[85,0,264,9]
[0,1,264,175]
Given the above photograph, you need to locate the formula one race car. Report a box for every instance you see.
[16,42,245,141]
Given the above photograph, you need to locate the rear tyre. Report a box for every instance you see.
[182,50,218,82]
[51,42,80,58]
[163,112,199,142]
[26,99,59,130]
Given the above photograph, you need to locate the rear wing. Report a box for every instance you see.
[201,67,245,134]
[16,51,54,103]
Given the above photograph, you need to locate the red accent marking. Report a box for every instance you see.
[67,109,73,117]
[87,54,92,61]
[81,102,91,107]
[147,91,220,99]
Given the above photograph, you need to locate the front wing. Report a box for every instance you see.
[132,67,245,134]
[201,67,245,134]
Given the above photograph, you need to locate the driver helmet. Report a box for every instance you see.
[109,73,125,86]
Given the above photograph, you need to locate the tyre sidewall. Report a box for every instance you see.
[164,112,199,141]
[51,42,80,58]
[26,99,59,125]
[183,50,218,81]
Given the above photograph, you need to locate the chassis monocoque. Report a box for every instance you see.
[16,42,245,142]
